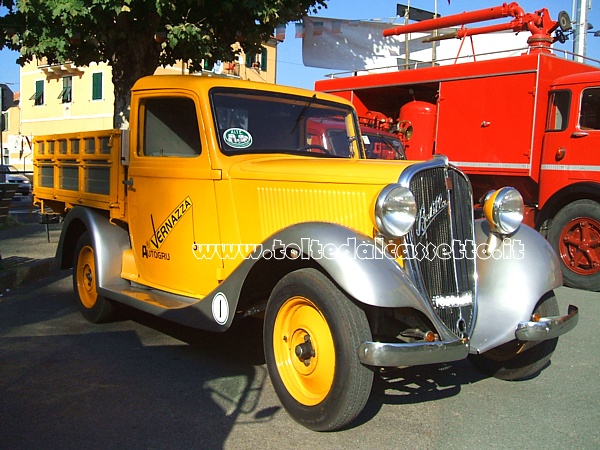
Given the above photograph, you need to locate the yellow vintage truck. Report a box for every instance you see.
[34,75,578,431]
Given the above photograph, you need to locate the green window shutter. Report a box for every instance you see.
[35,80,44,105]
[92,73,103,100]
[1,111,8,131]
[60,76,72,103]
[246,53,252,67]
[261,47,268,71]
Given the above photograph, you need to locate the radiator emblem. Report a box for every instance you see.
[415,193,448,237]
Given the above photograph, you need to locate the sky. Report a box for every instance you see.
[1,0,599,93]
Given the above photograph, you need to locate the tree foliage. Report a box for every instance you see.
[0,0,327,126]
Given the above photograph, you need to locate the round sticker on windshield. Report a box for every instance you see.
[223,128,253,149]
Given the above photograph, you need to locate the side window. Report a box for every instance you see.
[140,97,201,157]
[546,90,570,131]
[245,47,268,71]
[580,87,600,130]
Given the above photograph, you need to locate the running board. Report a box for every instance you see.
[99,281,231,332]
[100,283,201,311]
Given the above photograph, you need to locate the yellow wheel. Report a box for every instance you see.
[264,268,373,431]
[76,243,98,309]
[73,232,116,323]
[272,296,335,406]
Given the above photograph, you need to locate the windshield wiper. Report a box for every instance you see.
[376,132,406,160]
[290,94,317,134]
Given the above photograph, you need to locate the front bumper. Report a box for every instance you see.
[358,305,578,368]
[358,338,469,367]
[515,305,579,341]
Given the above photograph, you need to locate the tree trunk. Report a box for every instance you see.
[110,14,161,129]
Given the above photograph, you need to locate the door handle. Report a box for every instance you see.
[571,131,589,138]
[122,178,134,187]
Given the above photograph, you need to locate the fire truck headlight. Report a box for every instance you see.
[374,184,417,238]
[483,187,524,235]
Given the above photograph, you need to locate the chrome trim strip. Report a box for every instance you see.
[397,154,449,188]
[515,305,579,341]
[454,162,530,170]
[541,164,600,172]
[358,338,469,367]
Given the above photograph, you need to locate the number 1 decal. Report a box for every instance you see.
[212,292,229,325]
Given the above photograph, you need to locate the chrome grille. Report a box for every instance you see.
[401,160,476,338]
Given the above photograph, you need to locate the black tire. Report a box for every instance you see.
[468,292,559,381]
[547,199,600,291]
[73,232,116,323]
[263,268,373,431]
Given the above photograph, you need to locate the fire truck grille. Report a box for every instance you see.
[405,164,476,339]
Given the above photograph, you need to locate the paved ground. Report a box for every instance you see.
[0,194,62,292]
[1,195,598,448]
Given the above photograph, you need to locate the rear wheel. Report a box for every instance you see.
[468,292,559,380]
[73,232,116,323]
[264,268,373,431]
[547,199,600,291]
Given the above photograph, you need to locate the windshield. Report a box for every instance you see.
[211,88,359,158]
[0,165,18,174]
[362,132,405,160]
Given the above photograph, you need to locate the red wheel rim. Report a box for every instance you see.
[558,217,600,275]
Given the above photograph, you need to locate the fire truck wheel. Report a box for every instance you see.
[263,268,373,431]
[468,292,559,381]
[73,231,117,323]
[547,199,600,291]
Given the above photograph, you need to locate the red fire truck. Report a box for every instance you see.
[315,2,600,291]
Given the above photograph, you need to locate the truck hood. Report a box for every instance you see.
[224,155,411,186]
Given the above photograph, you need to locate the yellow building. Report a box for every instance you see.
[5,39,279,172]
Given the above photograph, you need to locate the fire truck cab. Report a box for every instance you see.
[541,72,600,290]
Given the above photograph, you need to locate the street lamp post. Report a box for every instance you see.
[573,0,590,62]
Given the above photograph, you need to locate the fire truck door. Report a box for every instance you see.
[568,87,600,173]
[127,95,223,297]
[541,87,600,202]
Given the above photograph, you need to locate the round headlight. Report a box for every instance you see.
[374,184,417,237]
[483,187,524,235]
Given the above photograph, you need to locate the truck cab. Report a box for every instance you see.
[540,71,600,290]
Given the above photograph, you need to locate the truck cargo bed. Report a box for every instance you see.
[33,130,126,219]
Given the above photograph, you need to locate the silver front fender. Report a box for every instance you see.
[262,223,458,342]
[470,219,563,353]
[58,207,131,292]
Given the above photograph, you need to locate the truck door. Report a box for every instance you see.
[569,87,600,171]
[541,87,600,204]
[540,88,572,197]
[127,94,223,297]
